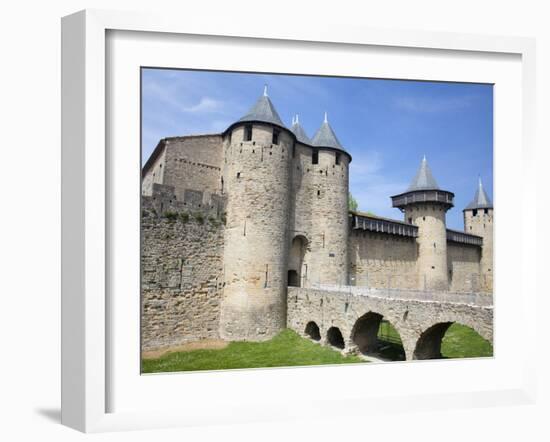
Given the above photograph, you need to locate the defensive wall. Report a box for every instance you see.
[141,185,225,351]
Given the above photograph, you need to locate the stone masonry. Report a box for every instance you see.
[141,87,494,352]
[287,287,493,360]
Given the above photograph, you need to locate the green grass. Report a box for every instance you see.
[142,329,365,373]
[142,323,493,373]
[441,323,493,358]
[376,321,493,360]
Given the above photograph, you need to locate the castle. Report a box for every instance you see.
[141,87,493,349]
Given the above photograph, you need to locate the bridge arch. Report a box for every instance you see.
[304,321,321,341]
[327,326,345,349]
[351,311,406,361]
[413,321,493,360]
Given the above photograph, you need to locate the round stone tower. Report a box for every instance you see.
[391,156,454,291]
[308,112,351,286]
[219,87,293,341]
[463,177,493,292]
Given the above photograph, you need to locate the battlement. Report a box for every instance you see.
[142,183,226,219]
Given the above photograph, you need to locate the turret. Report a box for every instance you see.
[219,86,293,340]
[306,112,350,286]
[463,177,493,292]
[290,114,312,145]
[391,156,454,290]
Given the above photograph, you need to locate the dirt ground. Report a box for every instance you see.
[141,339,229,359]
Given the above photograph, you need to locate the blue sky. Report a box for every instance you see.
[142,68,493,230]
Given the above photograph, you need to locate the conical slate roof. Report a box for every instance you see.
[407,156,440,191]
[311,113,345,151]
[465,177,493,210]
[237,86,286,128]
[290,114,312,144]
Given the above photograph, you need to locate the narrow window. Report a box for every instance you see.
[272,128,280,145]
[484,208,489,214]
[408,217,412,224]
[312,149,319,165]
[236,172,241,179]
[335,153,340,165]
[244,124,253,141]
[473,209,478,216]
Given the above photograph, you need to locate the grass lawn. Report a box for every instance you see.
[142,329,365,374]
[441,323,493,358]
[142,323,494,373]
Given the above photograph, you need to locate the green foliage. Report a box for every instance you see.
[221,212,227,225]
[163,211,178,221]
[179,212,190,223]
[348,192,358,211]
[193,212,205,224]
[441,323,493,358]
[141,329,366,373]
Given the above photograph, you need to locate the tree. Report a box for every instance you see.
[348,192,358,211]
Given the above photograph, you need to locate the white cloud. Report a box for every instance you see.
[182,97,223,113]
[142,77,237,117]
[349,149,408,219]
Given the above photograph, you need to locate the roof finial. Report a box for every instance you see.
[423,154,427,162]
[478,175,483,188]
[295,114,299,124]
[263,84,268,97]
[324,111,328,123]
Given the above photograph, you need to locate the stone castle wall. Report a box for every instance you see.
[447,242,482,292]
[348,230,418,289]
[141,190,225,351]
[142,135,223,201]
[141,144,166,196]
[140,123,492,349]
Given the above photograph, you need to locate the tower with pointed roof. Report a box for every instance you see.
[219,86,295,341]
[463,178,493,291]
[391,156,455,290]
[307,112,350,285]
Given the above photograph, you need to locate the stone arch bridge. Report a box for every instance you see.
[287,286,493,360]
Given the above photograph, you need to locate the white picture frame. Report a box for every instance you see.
[61,9,537,433]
